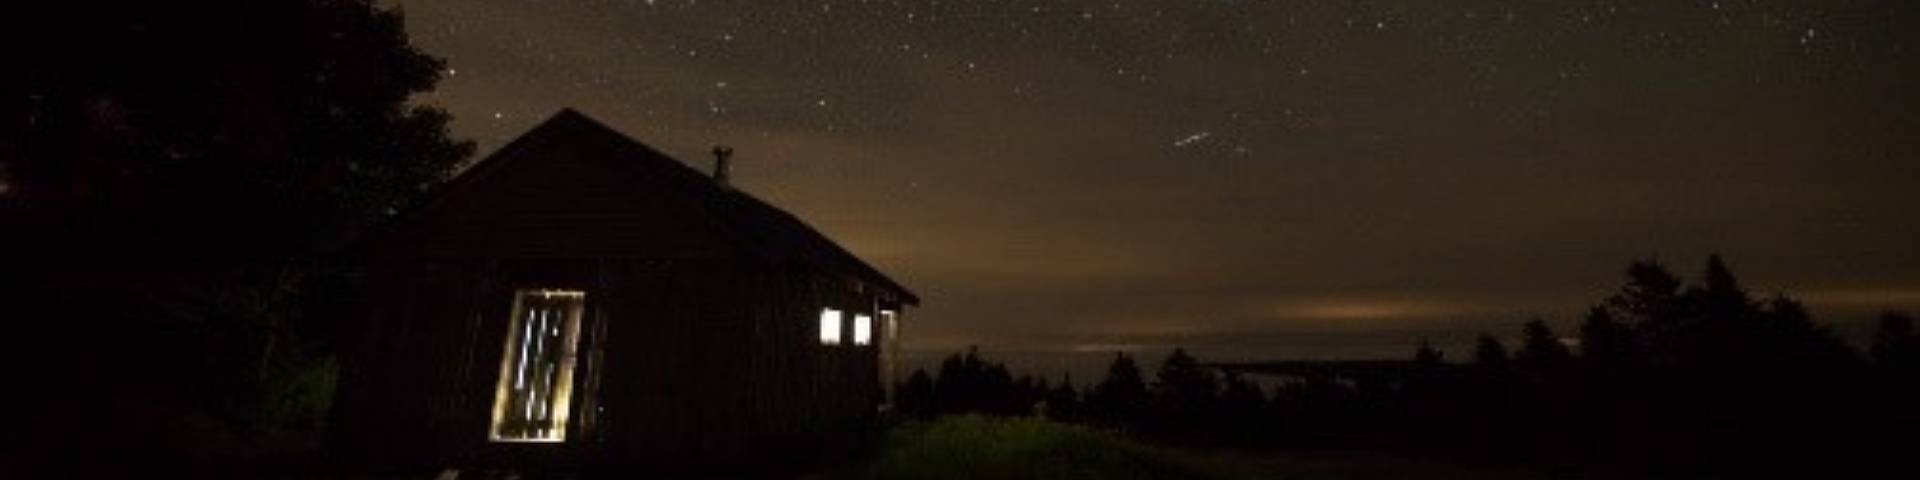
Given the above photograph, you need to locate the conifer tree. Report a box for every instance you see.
[1087,352,1149,428]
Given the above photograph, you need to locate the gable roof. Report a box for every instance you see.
[383,108,917,305]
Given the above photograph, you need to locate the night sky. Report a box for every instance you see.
[394,0,1917,379]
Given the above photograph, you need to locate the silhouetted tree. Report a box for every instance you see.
[1515,318,1572,372]
[1414,338,1445,364]
[895,369,937,419]
[1870,311,1918,369]
[1150,348,1220,438]
[932,352,969,413]
[932,346,1022,415]
[1042,374,1083,422]
[11,2,469,235]
[1578,306,1636,367]
[1217,370,1268,440]
[1869,311,1920,426]
[1472,335,1510,368]
[1675,255,1765,371]
[1605,259,1685,337]
[6,0,471,441]
[1871,310,1920,444]
[1700,255,1744,298]
[1010,375,1044,415]
[1086,352,1150,430]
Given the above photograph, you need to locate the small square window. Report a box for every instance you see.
[853,314,873,345]
[819,308,843,345]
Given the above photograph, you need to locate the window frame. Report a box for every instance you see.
[487,288,588,443]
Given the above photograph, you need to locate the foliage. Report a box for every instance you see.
[1085,352,1150,430]
[1041,374,1084,423]
[1576,306,1636,368]
[895,369,938,419]
[4,0,469,442]
[1149,348,1221,439]
[1514,319,1571,370]
[1413,338,1445,364]
[928,346,1046,416]
[1471,334,1510,367]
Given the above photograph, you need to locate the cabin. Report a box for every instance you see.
[328,109,917,473]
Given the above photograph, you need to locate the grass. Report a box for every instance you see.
[840,416,1636,480]
[847,415,1251,480]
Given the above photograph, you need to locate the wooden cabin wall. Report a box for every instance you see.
[736,268,833,461]
[333,260,496,468]
[588,258,747,467]
[595,263,885,469]
[338,258,618,469]
[336,257,890,471]
[728,268,885,464]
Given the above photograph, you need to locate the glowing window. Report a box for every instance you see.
[853,314,873,345]
[819,308,843,345]
[880,310,898,343]
[489,289,586,443]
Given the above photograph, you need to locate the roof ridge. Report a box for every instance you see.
[371,108,919,305]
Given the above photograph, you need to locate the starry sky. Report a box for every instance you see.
[393,0,1917,379]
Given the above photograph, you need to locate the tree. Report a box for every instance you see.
[1009,374,1043,416]
[1087,352,1150,429]
[1578,306,1637,366]
[928,347,1028,416]
[1869,311,1917,368]
[1473,334,1511,368]
[1151,348,1220,435]
[1154,348,1219,406]
[6,0,471,438]
[896,369,937,419]
[1217,370,1268,438]
[1679,255,1764,368]
[1700,254,1746,301]
[1042,374,1083,422]
[932,351,969,414]
[1414,338,1446,364]
[1605,259,1684,329]
[1515,318,1572,371]
[1869,311,1920,429]
[10,1,470,253]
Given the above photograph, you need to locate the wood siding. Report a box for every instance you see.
[332,258,887,470]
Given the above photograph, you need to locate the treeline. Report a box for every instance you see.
[894,255,1920,469]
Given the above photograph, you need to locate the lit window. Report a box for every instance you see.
[853,314,873,345]
[819,308,843,345]
[880,309,898,343]
[489,289,586,443]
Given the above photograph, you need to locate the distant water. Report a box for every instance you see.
[897,315,1894,389]
[898,335,1466,389]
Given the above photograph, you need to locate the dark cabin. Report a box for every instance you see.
[329,109,918,473]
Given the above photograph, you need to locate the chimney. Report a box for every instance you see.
[711,145,734,187]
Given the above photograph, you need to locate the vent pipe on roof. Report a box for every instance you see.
[711,145,734,187]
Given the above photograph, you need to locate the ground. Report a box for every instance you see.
[836,416,1634,480]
